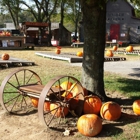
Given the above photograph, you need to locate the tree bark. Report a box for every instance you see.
[81,0,108,101]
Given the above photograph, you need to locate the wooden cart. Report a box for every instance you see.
[0,68,84,129]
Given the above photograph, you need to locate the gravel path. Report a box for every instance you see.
[70,60,140,79]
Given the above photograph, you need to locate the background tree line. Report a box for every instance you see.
[0,0,82,35]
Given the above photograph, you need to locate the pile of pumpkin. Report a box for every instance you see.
[0,31,11,36]
[106,45,133,57]
[30,81,140,137]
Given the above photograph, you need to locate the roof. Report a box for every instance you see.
[22,22,48,27]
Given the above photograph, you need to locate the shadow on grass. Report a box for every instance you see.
[97,112,140,138]
[105,76,140,105]
[128,68,140,78]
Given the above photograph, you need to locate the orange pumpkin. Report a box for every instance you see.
[77,114,102,137]
[44,101,50,111]
[60,81,72,90]
[126,46,133,52]
[106,50,113,57]
[55,49,61,54]
[61,91,73,100]
[100,101,121,121]
[68,83,84,110]
[50,103,69,118]
[31,97,39,108]
[113,46,118,51]
[69,83,83,97]
[132,99,140,115]
[83,95,102,115]
[1,53,10,60]
[77,51,83,57]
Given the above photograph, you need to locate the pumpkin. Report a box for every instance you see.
[61,91,73,100]
[55,48,61,54]
[77,114,102,137]
[83,95,102,115]
[60,81,72,90]
[69,83,83,97]
[1,53,10,60]
[106,50,113,57]
[77,51,83,57]
[113,46,118,51]
[100,101,121,121]
[126,46,133,52]
[68,83,84,110]
[44,101,50,111]
[50,103,69,118]
[132,99,140,115]
[31,97,39,108]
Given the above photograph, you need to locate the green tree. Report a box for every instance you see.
[0,0,22,29]
[21,0,59,46]
[66,1,82,38]
[80,0,108,101]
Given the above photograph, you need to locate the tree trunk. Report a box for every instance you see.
[59,1,64,46]
[48,21,52,46]
[81,1,108,101]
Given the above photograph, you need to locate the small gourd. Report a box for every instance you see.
[113,46,118,51]
[132,99,140,115]
[1,53,10,60]
[77,51,83,57]
[126,46,133,52]
[55,49,61,54]
[106,50,113,57]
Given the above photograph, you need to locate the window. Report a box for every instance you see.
[137,26,140,34]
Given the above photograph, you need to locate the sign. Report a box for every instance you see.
[112,39,116,43]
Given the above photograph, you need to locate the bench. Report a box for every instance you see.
[71,42,84,47]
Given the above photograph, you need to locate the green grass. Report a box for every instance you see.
[1,49,140,139]
[104,72,140,99]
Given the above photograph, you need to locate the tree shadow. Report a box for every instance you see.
[9,108,38,116]
[128,68,140,78]
[105,76,140,105]
[97,112,140,138]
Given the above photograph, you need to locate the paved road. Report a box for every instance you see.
[70,60,140,79]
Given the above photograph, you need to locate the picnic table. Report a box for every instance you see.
[106,40,130,47]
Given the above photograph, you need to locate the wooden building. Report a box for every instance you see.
[0,22,71,49]
[79,0,140,44]
[22,22,71,46]
[21,22,49,46]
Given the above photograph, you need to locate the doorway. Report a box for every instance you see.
[110,24,120,40]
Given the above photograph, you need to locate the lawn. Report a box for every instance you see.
[0,45,140,140]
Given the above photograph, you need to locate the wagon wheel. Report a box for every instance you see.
[0,68,42,115]
[38,75,85,129]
